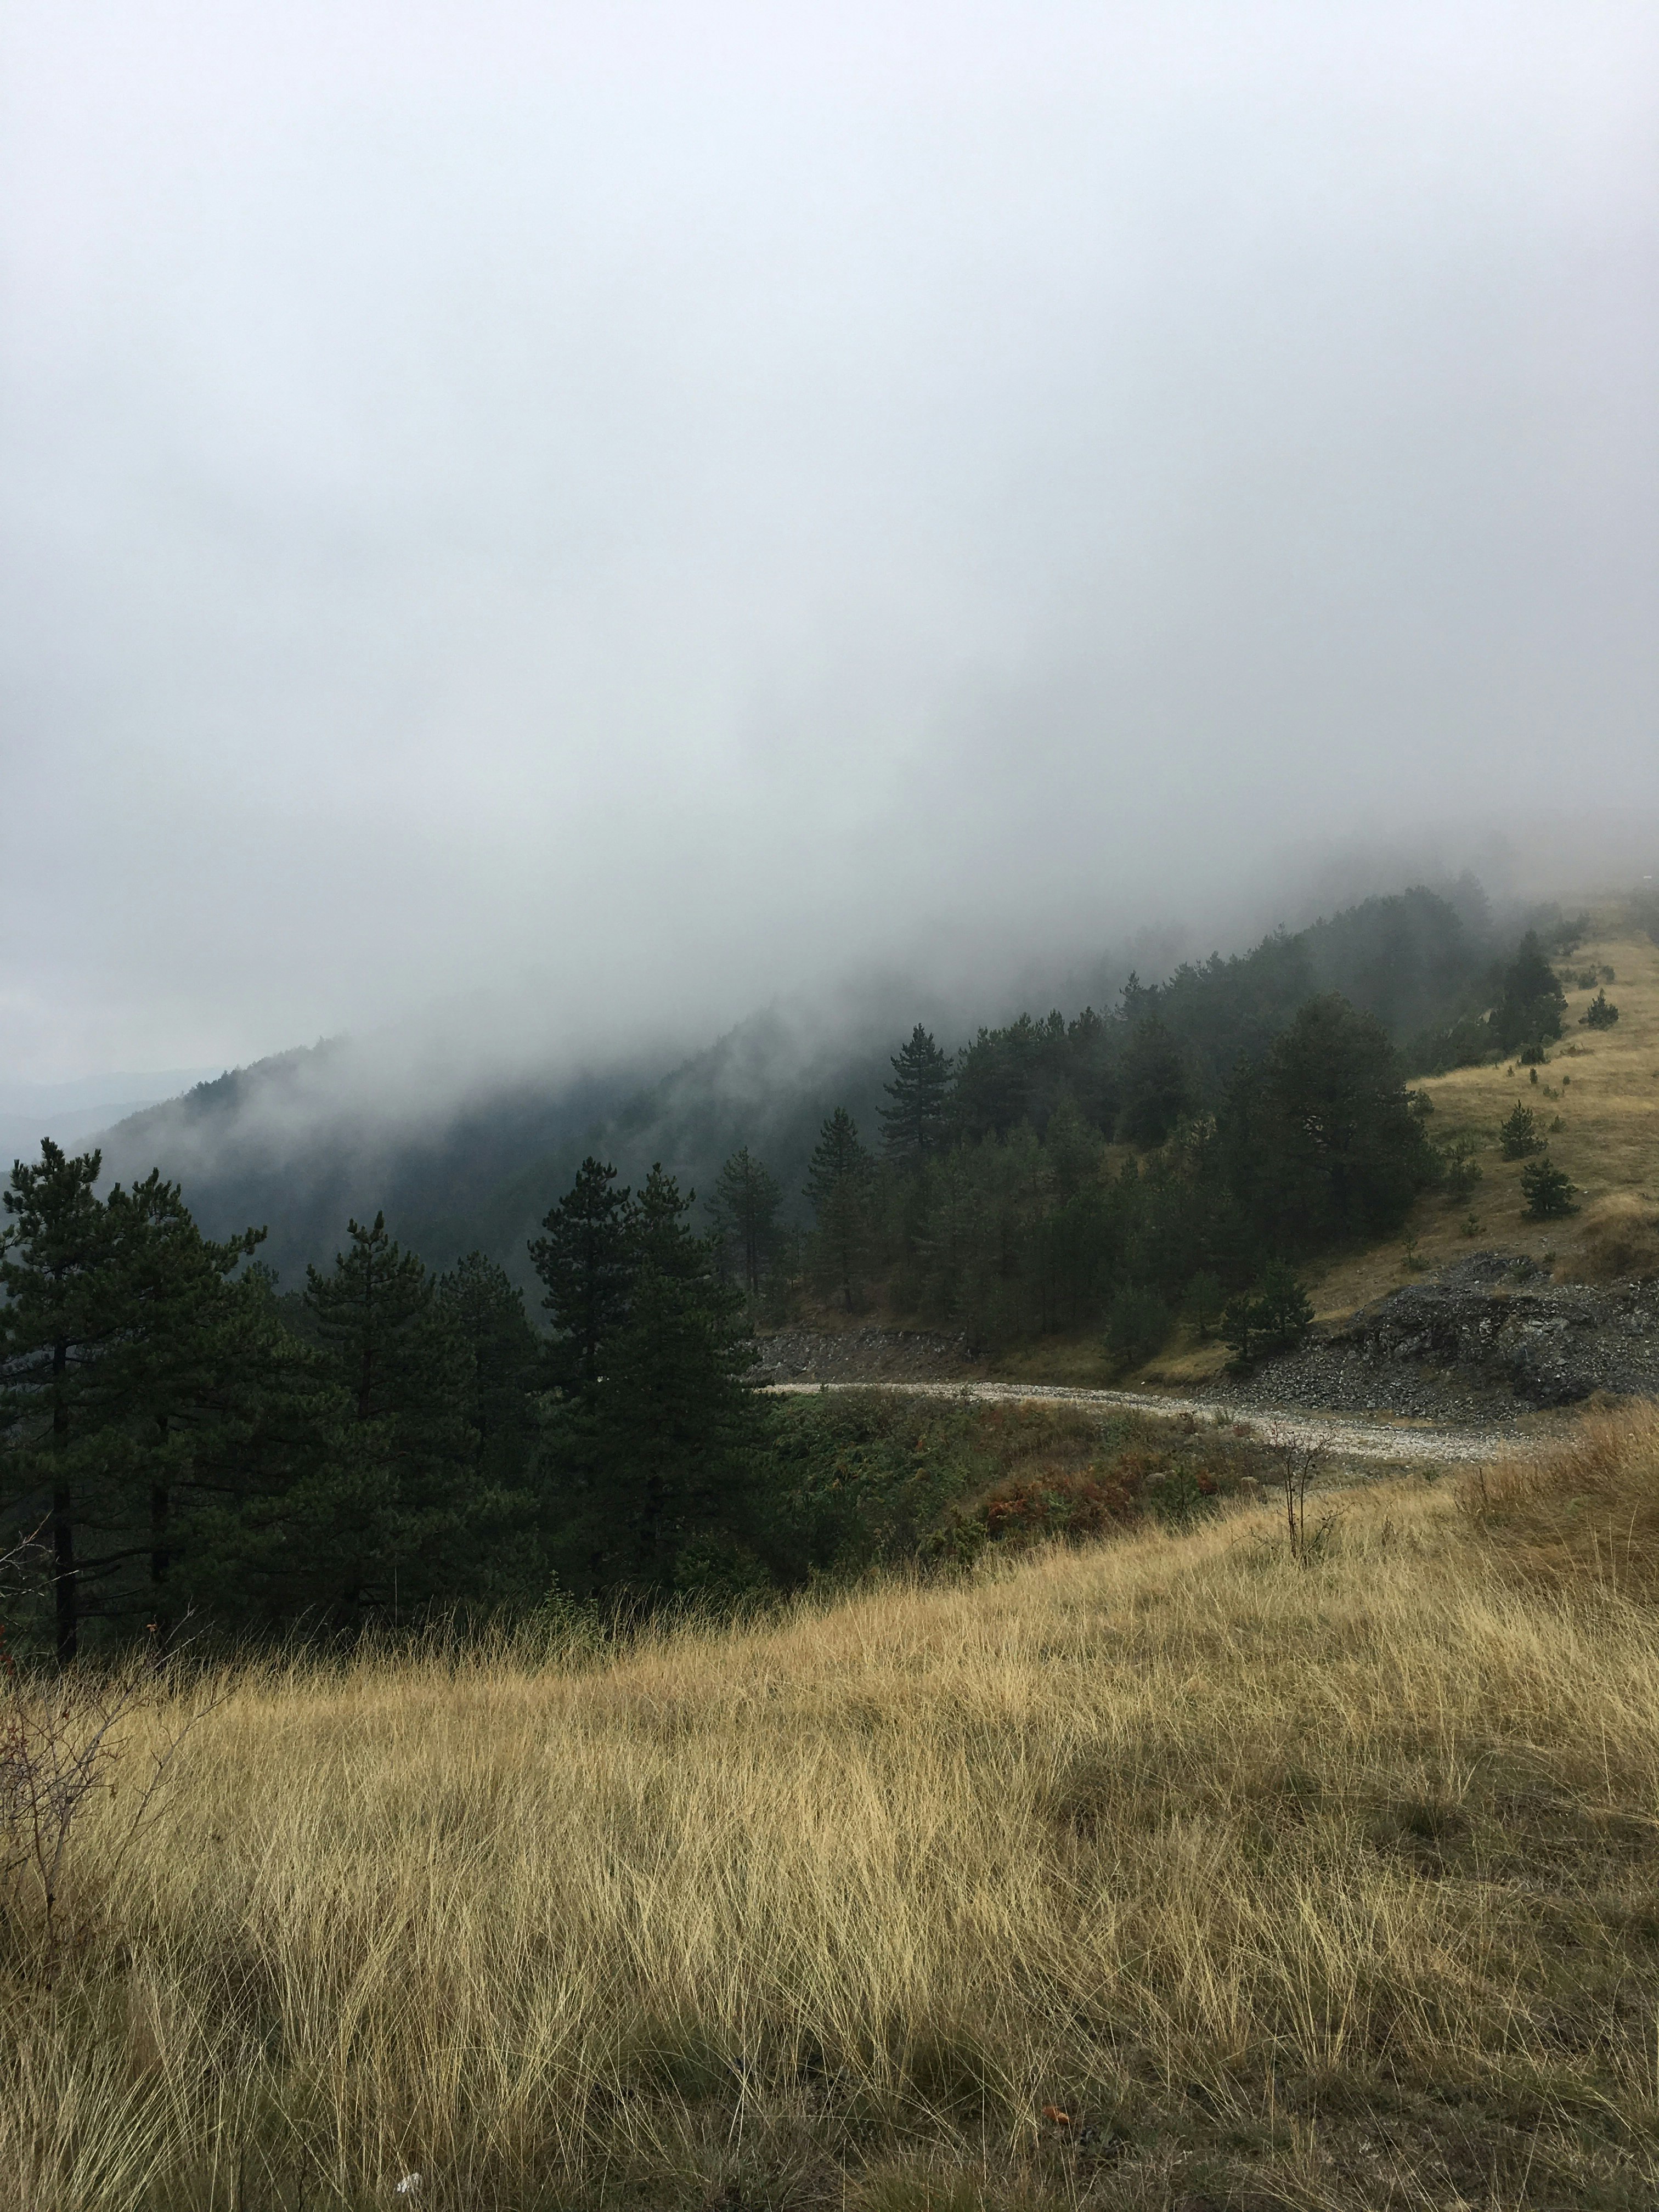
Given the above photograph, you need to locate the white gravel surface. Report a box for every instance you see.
[765,1379,1537,1465]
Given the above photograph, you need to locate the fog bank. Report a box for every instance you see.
[3,1,1655,1086]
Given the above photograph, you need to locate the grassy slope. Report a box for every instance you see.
[1314,906,1659,1306]
[12,1413,1659,2209]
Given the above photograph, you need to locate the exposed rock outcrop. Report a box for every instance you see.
[1234,1252,1659,1418]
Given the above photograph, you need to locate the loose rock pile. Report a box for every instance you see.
[1232,1252,1659,1419]
[749,1326,973,1385]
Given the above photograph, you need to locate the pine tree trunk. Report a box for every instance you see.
[52,1336,77,1663]
[150,1469,172,1648]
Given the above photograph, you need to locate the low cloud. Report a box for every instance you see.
[2,1,1655,1087]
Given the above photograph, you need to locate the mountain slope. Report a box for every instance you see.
[92,883,1504,1287]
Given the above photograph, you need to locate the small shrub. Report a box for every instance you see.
[1436,1134,1483,1201]
[1581,990,1620,1030]
[1222,1262,1314,1365]
[1142,1464,1221,1530]
[1257,1424,1332,1564]
[1,1622,212,1976]
[977,1466,1136,1547]
[1499,1103,1542,1159]
[1520,1153,1576,1221]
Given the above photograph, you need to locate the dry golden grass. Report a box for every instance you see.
[1561,1193,1659,1287]
[9,1423,1659,2210]
[1461,1398,1659,1595]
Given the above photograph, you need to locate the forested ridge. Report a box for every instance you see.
[1,885,1593,1650]
[99,878,1520,1282]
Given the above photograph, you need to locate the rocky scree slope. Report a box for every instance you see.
[1232,1252,1659,1419]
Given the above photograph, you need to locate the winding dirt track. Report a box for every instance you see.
[766,1379,1532,1466]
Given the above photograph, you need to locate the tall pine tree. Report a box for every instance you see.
[707,1146,782,1300]
[435,1251,542,1485]
[300,1215,486,1625]
[0,1144,120,1660]
[805,1108,873,1312]
[0,1147,269,1654]
[535,1163,763,1595]
[529,1158,635,1393]
[97,1170,264,1643]
[879,1025,953,1164]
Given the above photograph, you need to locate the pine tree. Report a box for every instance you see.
[805,1108,873,1312]
[1255,1261,1315,1351]
[1,1141,390,1651]
[1116,1017,1191,1147]
[434,1251,541,1484]
[301,1215,481,1624]
[0,1144,120,1660]
[97,1170,264,1643]
[879,1026,953,1164]
[1491,931,1567,1054]
[707,1147,782,1299]
[166,1263,344,1632]
[1224,996,1435,1249]
[538,1165,763,1594]
[1499,1103,1542,1159]
[529,1158,634,1392]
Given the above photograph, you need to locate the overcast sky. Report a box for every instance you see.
[3,0,1656,1087]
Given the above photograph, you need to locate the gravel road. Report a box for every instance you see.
[765,1378,1533,1465]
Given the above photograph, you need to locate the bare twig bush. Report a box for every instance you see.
[1257,1419,1333,1561]
[1,1541,216,1979]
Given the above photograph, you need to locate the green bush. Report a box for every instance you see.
[1436,1135,1483,1200]
[1499,1103,1542,1159]
[1581,990,1620,1031]
[1222,1261,1314,1364]
[1520,1154,1577,1221]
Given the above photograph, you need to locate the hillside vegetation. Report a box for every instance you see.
[1031,896,1659,1387]
[11,882,1654,1650]
[9,1408,1659,2210]
[96,882,1502,1289]
[1269,903,1659,1339]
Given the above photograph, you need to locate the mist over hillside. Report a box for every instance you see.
[91,876,1515,1288]
[0,1068,220,1181]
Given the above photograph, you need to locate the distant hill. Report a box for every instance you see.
[92,882,1507,1289]
[0,1068,221,1180]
